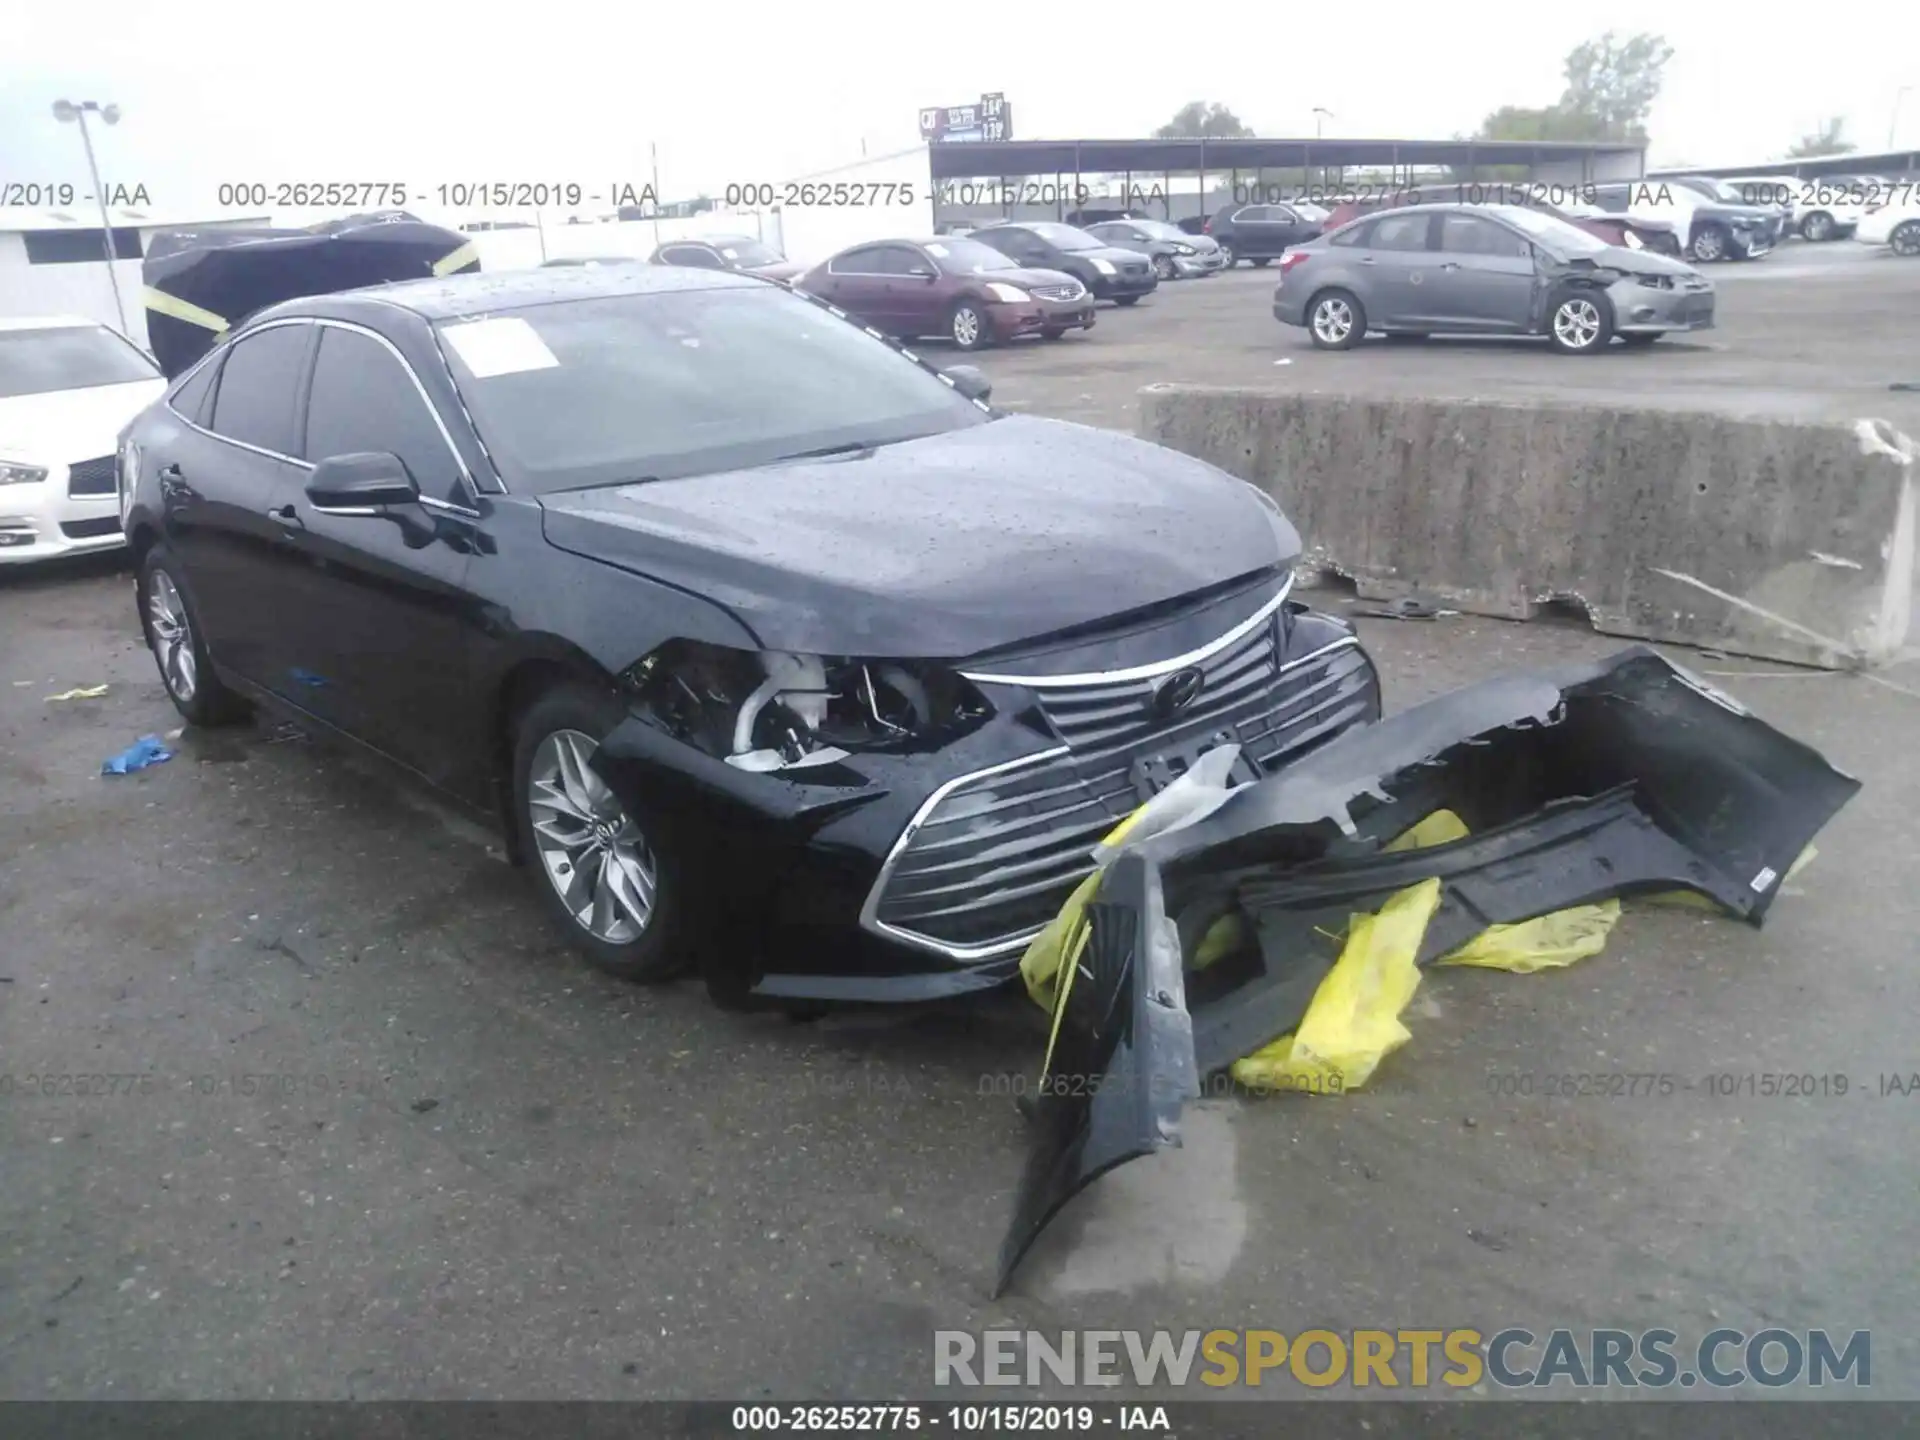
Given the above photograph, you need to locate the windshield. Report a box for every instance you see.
[437,286,988,493]
[925,238,1021,274]
[1494,206,1611,255]
[1020,223,1103,251]
[0,324,158,399]
[711,237,783,267]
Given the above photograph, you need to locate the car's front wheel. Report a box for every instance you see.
[1689,222,1731,262]
[1891,221,1920,258]
[1801,211,1835,242]
[949,300,990,351]
[1306,289,1365,350]
[1548,292,1614,355]
[1152,254,1175,281]
[1216,243,1235,268]
[513,683,691,982]
[138,543,248,727]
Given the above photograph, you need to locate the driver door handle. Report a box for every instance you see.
[1439,261,1461,270]
[1357,256,1377,265]
[268,502,305,530]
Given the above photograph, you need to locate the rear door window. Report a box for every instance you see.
[1368,213,1434,252]
[207,324,310,456]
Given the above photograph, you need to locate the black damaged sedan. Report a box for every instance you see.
[119,265,1379,1006]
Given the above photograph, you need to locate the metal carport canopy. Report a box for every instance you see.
[926,137,1645,178]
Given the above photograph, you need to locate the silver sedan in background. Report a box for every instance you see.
[1084,219,1226,280]
[1271,203,1716,355]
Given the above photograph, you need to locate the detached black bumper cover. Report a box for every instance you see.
[995,647,1859,1295]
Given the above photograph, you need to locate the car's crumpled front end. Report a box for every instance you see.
[994,647,1860,1294]
[587,578,1382,1008]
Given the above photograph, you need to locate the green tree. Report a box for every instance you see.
[1557,31,1674,142]
[1469,30,1673,148]
[1154,102,1254,139]
[1788,117,1855,158]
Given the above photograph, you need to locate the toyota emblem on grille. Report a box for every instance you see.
[1150,667,1206,718]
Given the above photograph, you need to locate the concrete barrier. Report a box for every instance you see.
[1139,387,1917,670]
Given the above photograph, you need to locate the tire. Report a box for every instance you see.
[1306,289,1366,350]
[1801,211,1835,242]
[1250,257,1272,268]
[1217,243,1236,268]
[1114,295,1142,307]
[137,543,248,727]
[1620,332,1662,347]
[1040,327,1067,340]
[1152,253,1175,281]
[512,682,692,982]
[949,299,990,351]
[1547,291,1614,355]
[1892,221,1920,258]
[1689,221,1731,262]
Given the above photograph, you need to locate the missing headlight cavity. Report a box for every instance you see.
[625,640,993,772]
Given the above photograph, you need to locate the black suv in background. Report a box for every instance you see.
[1202,203,1324,267]
[969,223,1158,303]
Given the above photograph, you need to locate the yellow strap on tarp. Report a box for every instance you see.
[143,286,228,334]
[432,242,479,275]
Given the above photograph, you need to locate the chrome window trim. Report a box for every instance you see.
[168,316,481,504]
[866,627,1365,963]
[960,575,1295,688]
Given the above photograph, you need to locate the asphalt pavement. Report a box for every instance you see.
[1,238,1917,1402]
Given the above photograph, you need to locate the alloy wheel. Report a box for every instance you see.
[1893,223,1920,258]
[1803,212,1833,242]
[1312,298,1353,346]
[952,306,981,347]
[1153,254,1174,280]
[147,570,197,703]
[1218,244,1235,267]
[528,728,658,945]
[1553,298,1602,349]
[1692,227,1725,261]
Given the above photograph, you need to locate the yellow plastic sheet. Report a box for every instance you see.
[1231,878,1441,1093]
[1229,808,1624,1093]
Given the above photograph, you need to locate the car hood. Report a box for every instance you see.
[1694,202,1780,225]
[987,266,1087,292]
[0,378,166,463]
[1561,244,1704,281]
[1068,245,1151,268]
[745,259,806,282]
[537,415,1296,658]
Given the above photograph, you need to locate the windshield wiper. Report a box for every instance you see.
[760,440,881,466]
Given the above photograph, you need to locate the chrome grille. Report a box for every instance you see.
[867,632,1379,957]
[67,455,116,497]
[1033,282,1083,302]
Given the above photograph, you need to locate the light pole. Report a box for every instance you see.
[1313,108,1333,139]
[52,99,131,337]
[1892,87,1912,151]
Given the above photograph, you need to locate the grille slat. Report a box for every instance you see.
[870,629,1378,954]
[1033,282,1084,302]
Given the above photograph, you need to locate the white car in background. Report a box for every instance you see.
[0,316,165,564]
[1722,175,1867,242]
[1855,193,1920,257]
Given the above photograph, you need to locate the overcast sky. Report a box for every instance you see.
[5,1,1915,221]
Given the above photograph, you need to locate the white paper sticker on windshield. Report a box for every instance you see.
[927,243,950,256]
[441,317,560,378]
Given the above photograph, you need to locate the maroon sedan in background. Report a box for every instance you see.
[795,236,1096,351]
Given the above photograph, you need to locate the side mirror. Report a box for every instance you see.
[306,452,420,511]
[944,364,992,403]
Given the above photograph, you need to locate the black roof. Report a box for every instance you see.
[254,263,765,327]
[927,136,1646,179]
